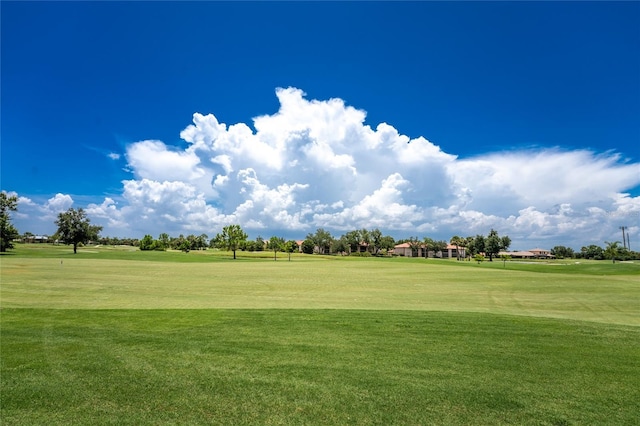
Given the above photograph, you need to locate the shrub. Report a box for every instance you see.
[139,235,157,251]
[301,239,315,254]
[351,251,372,257]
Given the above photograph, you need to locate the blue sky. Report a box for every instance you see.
[2,1,639,249]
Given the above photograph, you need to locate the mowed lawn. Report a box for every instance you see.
[1,245,638,325]
[1,245,639,424]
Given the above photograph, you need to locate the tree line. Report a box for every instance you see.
[554,243,637,262]
[1,193,637,262]
[42,208,516,262]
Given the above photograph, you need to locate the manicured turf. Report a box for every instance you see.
[2,246,638,325]
[1,244,639,424]
[2,309,639,425]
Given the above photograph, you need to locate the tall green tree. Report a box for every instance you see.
[604,241,621,263]
[359,228,371,253]
[407,236,422,257]
[254,236,265,251]
[55,208,103,254]
[370,228,383,255]
[0,191,20,252]
[174,234,186,250]
[464,236,476,259]
[139,234,157,251]
[307,228,333,255]
[551,245,574,259]
[196,233,209,250]
[422,237,435,258]
[580,245,604,260]
[213,225,248,259]
[332,236,349,255]
[158,233,170,250]
[268,236,284,261]
[473,235,486,258]
[284,240,298,261]
[501,236,512,252]
[301,239,315,254]
[450,235,464,260]
[185,234,198,251]
[179,239,191,252]
[433,240,448,257]
[485,229,510,261]
[344,230,361,254]
[379,235,396,255]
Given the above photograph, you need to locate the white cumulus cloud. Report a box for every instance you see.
[10,88,640,249]
[41,193,74,220]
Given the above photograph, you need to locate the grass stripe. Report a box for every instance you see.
[2,309,639,425]
[2,255,638,325]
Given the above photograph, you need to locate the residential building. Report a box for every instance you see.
[498,249,555,259]
[393,243,466,259]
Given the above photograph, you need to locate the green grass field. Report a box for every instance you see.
[2,244,639,425]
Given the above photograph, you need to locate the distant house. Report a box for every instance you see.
[499,250,535,259]
[530,248,553,258]
[393,243,466,259]
[393,243,423,257]
[443,244,466,259]
[357,242,368,253]
[499,248,554,259]
[296,240,326,254]
[23,235,51,244]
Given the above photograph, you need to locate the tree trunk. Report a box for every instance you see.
[233,249,236,259]
[73,243,78,254]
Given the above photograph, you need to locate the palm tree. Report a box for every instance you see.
[604,241,621,264]
[464,236,475,261]
[359,228,371,254]
[407,237,422,258]
[423,237,435,258]
[450,235,463,261]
